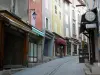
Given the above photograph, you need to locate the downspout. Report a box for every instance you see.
[11,0,16,13]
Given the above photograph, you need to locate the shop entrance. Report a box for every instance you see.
[4,27,24,68]
[44,39,49,56]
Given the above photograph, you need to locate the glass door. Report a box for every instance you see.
[33,44,38,62]
[28,43,34,62]
[28,43,38,63]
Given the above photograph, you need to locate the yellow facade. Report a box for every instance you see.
[52,0,64,36]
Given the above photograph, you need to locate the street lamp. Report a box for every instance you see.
[32,11,37,20]
[31,9,37,27]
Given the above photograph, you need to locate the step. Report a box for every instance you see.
[84,63,100,75]
[0,70,11,75]
[85,70,92,75]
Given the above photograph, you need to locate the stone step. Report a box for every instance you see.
[84,63,100,75]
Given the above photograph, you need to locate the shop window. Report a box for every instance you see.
[28,43,38,63]
[74,45,77,54]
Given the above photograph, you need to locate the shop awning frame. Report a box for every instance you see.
[0,10,44,37]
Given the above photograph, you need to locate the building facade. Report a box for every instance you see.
[52,0,67,57]
[63,0,71,55]
[52,0,64,36]
[0,0,45,69]
[68,0,87,56]
[29,0,55,62]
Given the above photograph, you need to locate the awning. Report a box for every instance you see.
[0,10,32,32]
[0,10,44,37]
[56,38,66,46]
[32,27,44,37]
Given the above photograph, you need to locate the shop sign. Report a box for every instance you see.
[86,24,96,29]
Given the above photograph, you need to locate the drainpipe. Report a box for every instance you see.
[11,0,16,13]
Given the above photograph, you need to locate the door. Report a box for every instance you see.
[4,32,24,66]
[28,42,38,63]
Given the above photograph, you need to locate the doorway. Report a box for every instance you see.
[4,27,24,67]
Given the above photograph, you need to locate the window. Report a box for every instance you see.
[78,14,79,23]
[59,0,60,6]
[54,23,57,32]
[45,18,48,29]
[28,43,38,62]
[65,14,68,24]
[72,10,75,19]
[32,0,36,3]
[78,14,81,23]
[45,0,48,9]
[65,3,68,11]
[73,23,76,35]
[34,44,37,55]
[59,12,61,19]
[66,28,69,37]
[72,0,75,6]
[55,5,57,14]
[60,27,62,34]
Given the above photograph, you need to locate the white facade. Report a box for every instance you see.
[69,0,87,55]
[63,2,70,38]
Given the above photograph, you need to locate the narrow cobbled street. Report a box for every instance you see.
[13,56,85,75]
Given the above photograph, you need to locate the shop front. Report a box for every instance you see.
[53,32,66,58]
[43,30,54,57]
[43,30,54,62]
[0,10,32,70]
[70,38,80,56]
[28,28,44,64]
[65,37,71,55]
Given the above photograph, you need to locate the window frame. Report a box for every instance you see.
[55,5,57,14]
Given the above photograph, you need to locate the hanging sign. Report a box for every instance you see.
[86,24,96,29]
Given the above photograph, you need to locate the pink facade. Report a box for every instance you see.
[28,0,42,30]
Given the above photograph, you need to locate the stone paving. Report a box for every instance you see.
[13,56,85,75]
